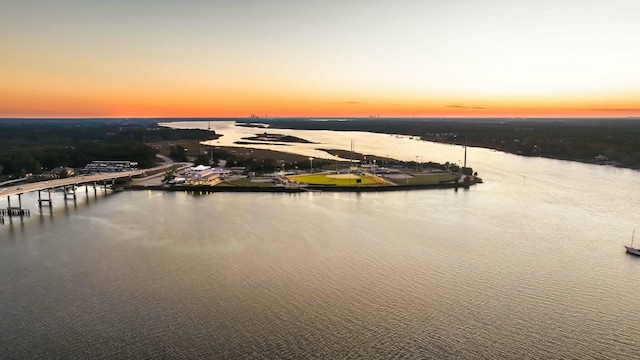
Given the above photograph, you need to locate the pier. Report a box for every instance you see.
[0,208,30,216]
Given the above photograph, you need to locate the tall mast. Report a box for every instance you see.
[464,135,467,168]
[350,140,354,169]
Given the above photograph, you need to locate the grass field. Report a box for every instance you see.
[384,173,458,185]
[288,173,380,186]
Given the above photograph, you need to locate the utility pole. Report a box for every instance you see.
[464,135,468,168]
[350,140,354,171]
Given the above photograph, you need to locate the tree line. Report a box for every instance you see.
[253,117,640,169]
[0,120,213,179]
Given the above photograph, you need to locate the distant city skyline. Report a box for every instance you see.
[2,0,639,118]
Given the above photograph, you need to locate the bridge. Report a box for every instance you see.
[0,170,144,222]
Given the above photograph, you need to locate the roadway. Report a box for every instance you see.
[0,154,182,199]
[131,162,192,186]
[0,170,145,198]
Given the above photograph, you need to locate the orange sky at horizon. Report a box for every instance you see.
[2,87,639,118]
[2,0,639,119]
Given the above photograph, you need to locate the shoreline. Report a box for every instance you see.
[128,177,481,193]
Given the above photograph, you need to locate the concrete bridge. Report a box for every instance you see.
[0,170,144,223]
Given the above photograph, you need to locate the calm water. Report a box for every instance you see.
[2,125,640,359]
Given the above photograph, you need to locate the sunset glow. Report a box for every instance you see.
[2,0,639,118]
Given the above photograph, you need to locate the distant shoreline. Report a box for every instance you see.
[230,117,640,170]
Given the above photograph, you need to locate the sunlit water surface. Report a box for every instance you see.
[2,123,640,358]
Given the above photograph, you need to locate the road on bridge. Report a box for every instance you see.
[0,170,145,198]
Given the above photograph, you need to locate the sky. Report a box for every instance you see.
[1,0,639,118]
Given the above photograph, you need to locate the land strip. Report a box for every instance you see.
[244,117,640,169]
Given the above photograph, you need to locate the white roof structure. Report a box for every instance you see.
[192,165,211,171]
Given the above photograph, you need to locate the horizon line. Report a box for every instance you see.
[2,116,640,120]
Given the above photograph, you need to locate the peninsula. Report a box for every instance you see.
[0,118,481,195]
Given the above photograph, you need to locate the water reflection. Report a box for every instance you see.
[161,121,470,165]
[0,186,118,237]
[2,124,640,358]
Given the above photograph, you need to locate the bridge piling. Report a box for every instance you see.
[5,194,23,210]
[38,189,52,207]
[2,170,142,217]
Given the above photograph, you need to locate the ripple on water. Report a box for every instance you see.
[3,134,640,357]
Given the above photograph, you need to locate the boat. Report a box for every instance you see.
[624,230,640,256]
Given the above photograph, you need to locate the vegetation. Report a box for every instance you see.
[384,173,458,186]
[169,145,189,162]
[251,117,640,169]
[288,174,379,186]
[0,119,214,179]
[240,133,313,143]
[6,117,639,181]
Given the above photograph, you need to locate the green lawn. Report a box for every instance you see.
[385,173,459,185]
[288,174,379,186]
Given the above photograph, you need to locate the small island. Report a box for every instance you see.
[241,132,314,144]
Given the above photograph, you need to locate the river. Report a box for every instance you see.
[1,121,640,358]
